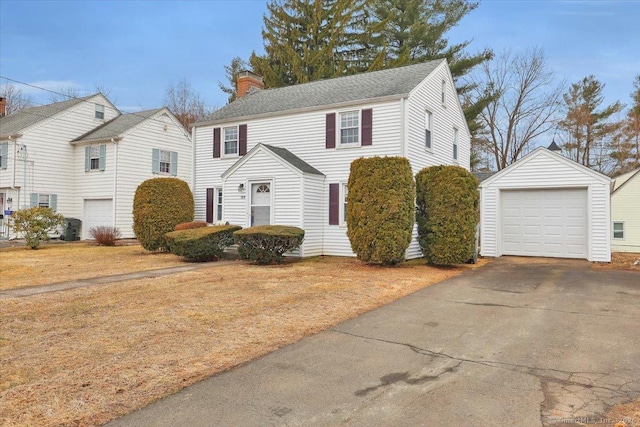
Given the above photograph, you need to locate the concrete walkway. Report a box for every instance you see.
[107,258,640,427]
[0,261,236,299]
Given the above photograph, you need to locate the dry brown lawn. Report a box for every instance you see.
[0,243,185,290]
[0,246,484,427]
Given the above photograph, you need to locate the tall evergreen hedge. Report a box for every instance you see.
[346,156,415,265]
[133,177,194,251]
[416,165,479,265]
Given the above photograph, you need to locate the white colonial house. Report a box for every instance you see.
[192,60,470,258]
[611,168,640,253]
[0,95,192,239]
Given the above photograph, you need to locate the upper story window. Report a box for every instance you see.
[441,80,446,106]
[425,110,433,150]
[95,104,105,120]
[90,146,100,170]
[0,142,7,170]
[152,148,178,176]
[613,222,624,239]
[224,126,238,155]
[340,111,359,145]
[453,127,459,161]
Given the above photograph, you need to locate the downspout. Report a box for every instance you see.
[8,135,18,207]
[111,138,118,230]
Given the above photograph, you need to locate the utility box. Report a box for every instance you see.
[63,218,81,241]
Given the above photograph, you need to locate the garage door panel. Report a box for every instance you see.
[501,189,587,259]
[83,199,113,240]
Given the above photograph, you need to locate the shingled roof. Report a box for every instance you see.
[0,95,95,136]
[196,59,445,125]
[73,108,163,142]
[262,144,324,176]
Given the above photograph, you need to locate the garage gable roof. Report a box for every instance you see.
[221,143,324,179]
[612,168,640,194]
[479,147,611,188]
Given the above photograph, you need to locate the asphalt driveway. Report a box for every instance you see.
[108,257,640,427]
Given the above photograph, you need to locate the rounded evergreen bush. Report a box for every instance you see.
[133,177,194,251]
[416,165,479,266]
[234,225,304,264]
[166,224,241,261]
[174,221,208,231]
[346,156,415,265]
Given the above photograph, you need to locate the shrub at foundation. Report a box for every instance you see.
[166,225,241,261]
[234,225,304,264]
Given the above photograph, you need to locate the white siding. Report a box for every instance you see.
[111,112,192,238]
[195,100,402,257]
[406,61,471,174]
[302,174,325,257]
[611,173,640,252]
[480,149,611,262]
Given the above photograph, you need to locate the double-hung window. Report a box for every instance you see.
[159,150,171,173]
[224,126,238,155]
[30,193,58,211]
[95,104,105,120]
[453,127,459,161]
[425,111,433,150]
[613,222,624,239]
[340,111,359,145]
[90,145,100,170]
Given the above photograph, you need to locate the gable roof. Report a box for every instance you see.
[612,168,640,193]
[0,95,96,136]
[472,171,497,183]
[196,59,444,126]
[222,143,324,179]
[73,108,164,143]
[479,147,611,188]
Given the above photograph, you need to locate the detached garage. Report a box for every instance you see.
[479,147,611,262]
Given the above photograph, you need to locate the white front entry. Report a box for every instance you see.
[83,199,114,239]
[251,183,271,226]
[500,189,588,259]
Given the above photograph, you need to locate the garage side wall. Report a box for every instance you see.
[480,151,611,262]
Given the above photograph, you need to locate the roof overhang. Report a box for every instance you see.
[192,94,407,128]
[0,133,23,141]
[70,136,123,145]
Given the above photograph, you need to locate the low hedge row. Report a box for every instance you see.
[174,221,208,231]
[166,225,241,262]
[234,225,304,265]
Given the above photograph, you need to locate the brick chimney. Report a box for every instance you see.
[237,71,264,99]
[0,97,6,117]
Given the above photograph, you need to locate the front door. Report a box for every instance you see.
[251,183,271,226]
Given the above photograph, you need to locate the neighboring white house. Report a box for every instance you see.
[192,60,470,258]
[611,168,640,253]
[0,96,192,239]
[478,147,611,262]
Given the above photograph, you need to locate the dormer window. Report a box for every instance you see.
[95,104,105,120]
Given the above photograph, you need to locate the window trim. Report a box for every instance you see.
[340,183,348,226]
[89,145,101,171]
[337,110,361,147]
[613,221,625,240]
[453,127,459,162]
[159,149,171,174]
[95,104,105,120]
[425,110,433,152]
[216,187,223,223]
[223,126,239,157]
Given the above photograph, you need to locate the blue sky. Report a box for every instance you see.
[1,0,638,115]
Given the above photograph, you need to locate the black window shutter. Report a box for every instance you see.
[213,128,221,158]
[206,188,214,223]
[329,183,339,225]
[326,113,336,149]
[239,124,247,156]
[361,108,372,146]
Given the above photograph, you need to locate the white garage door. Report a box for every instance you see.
[83,199,113,239]
[500,189,588,259]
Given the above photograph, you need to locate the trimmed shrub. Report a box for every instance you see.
[133,177,194,252]
[346,156,415,265]
[89,226,122,246]
[174,221,208,231]
[234,225,304,264]
[416,165,479,266]
[166,225,241,261]
[9,207,64,249]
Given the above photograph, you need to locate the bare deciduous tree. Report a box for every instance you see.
[164,79,211,129]
[471,48,564,170]
[0,83,34,115]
